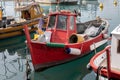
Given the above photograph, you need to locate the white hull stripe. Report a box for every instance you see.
[90,39,108,51]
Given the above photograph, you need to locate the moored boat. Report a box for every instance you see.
[0,2,46,39]
[90,25,120,79]
[35,0,78,4]
[24,9,109,71]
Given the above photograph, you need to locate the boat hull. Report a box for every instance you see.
[0,19,39,39]
[0,27,37,39]
[90,46,120,79]
[28,34,108,71]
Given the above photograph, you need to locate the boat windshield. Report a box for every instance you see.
[48,15,67,30]
[48,15,56,29]
[56,15,67,30]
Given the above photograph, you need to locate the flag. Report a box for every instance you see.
[38,18,44,29]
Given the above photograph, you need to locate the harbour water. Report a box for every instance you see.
[0,0,120,80]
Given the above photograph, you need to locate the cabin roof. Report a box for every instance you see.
[15,2,39,11]
[111,24,120,35]
[49,10,77,16]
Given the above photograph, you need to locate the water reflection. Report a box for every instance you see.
[0,33,34,52]
[0,49,25,80]
[83,71,96,80]
[0,37,25,52]
[0,34,33,80]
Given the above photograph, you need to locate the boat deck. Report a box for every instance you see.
[100,59,120,72]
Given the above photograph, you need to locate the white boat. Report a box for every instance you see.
[90,24,120,80]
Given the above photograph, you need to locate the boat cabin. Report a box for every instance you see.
[15,3,43,20]
[46,10,77,43]
[0,3,43,28]
[111,25,120,68]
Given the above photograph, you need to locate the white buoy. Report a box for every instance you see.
[66,48,81,55]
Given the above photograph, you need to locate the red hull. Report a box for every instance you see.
[90,46,120,79]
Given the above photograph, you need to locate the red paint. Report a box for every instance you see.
[106,46,111,79]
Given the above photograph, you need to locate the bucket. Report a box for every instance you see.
[69,34,87,43]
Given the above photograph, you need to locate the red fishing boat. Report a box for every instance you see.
[90,25,120,80]
[24,10,109,71]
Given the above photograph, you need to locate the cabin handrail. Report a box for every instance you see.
[7,18,40,27]
[105,45,111,80]
[96,45,111,80]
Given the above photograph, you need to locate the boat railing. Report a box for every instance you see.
[7,17,40,27]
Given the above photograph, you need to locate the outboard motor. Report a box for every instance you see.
[0,17,6,28]
[6,17,15,25]
[0,7,6,28]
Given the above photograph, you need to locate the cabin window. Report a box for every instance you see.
[70,16,74,30]
[48,15,56,29]
[21,10,30,20]
[56,15,67,30]
[117,40,120,53]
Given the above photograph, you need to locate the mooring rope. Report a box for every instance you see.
[96,66,107,80]
[25,47,32,80]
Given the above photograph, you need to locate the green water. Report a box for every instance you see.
[0,0,120,80]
